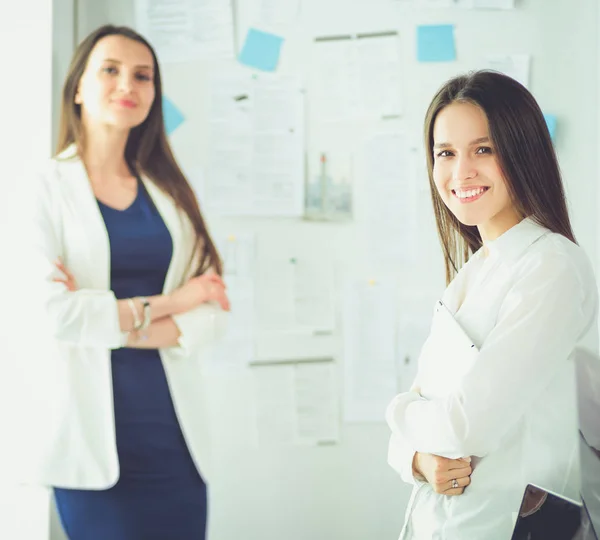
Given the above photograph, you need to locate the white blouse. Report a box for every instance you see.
[386,218,599,540]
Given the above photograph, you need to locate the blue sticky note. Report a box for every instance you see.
[544,114,557,141]
[163,96,185,135]
[238,28,284,72]
[417,25,456,63]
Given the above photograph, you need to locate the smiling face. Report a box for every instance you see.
[75,34,156,133]
[432,101,521,242]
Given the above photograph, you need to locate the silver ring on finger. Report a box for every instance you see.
[451,479,459,489]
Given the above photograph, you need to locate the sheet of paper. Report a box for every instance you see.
[218,233,257,368]
[342,280,398,423]
[356,33,403,119]
[418,0,454,6]
[469,0,514,8]
[259,256,335,331]
[252,364,296,445]
[417,25,456,63]
[254,255,335,334]
[206,67,254,122]
[235,0,301,49]
[134,0,235,63]
[206,235,256,368]
[217,232,256,278]
[254,255,294,330]
[252,330,336,364]
[419,0,514,8]
[310,37,355,123]
[252,361,339,445]
[250,76,305,215]
[397,313,433,392]
[206,275,255,369]
[238,28,284,72]
[206,69,305,216]
[258,0,302,29]
[484,54,530,88]
[363,133,417,263]
[290,258,335,330]
[162,96,185,135]
[204,68,253,211]
[294,362,339,444]
[310,32,402,122]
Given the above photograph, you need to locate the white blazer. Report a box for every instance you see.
[6,146,227,489]
[386,218,599,540]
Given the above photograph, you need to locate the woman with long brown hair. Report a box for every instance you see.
[18,24,229,539]
[385,71,598,539]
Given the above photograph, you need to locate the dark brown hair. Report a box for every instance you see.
[56,24,222,276]
[423,70,575,284]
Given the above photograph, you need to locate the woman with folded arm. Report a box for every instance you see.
[386,70,599,540]
[14,24,229,540]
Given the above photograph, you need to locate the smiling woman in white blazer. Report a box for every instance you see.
[386,71,599,540]
[11,24,229,540]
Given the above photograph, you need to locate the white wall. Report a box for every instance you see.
[598,2,600,303]
[48,1,76,535]
[56,1,599,539]
[51,0,76,153]
[0,2,53,168]
[0,1,54,539]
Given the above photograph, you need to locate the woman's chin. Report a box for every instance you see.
[452,212,484,228]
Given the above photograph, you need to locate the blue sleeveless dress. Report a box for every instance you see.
[54,180,207,540]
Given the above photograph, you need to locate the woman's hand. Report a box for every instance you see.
[53,259,78,291]
[413,452,472,496]
[170,274,230,314]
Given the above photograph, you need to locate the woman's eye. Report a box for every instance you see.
[476,146,493,154]
[136,73,151,82]
[102,66,117,75]
[436,150,453,158]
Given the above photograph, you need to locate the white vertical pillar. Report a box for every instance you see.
[597,2,600,344]
[0,1,54,539]
[0,1,53,192]
[595,8,600,273]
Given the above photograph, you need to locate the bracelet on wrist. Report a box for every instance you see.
[127,298,142,331]
[139,296,151,330]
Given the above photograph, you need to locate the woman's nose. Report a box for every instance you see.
[117,74,134,93]
[453,156,477,182]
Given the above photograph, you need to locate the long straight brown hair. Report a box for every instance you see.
[56,24,222,276]
[423,70,575,284]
